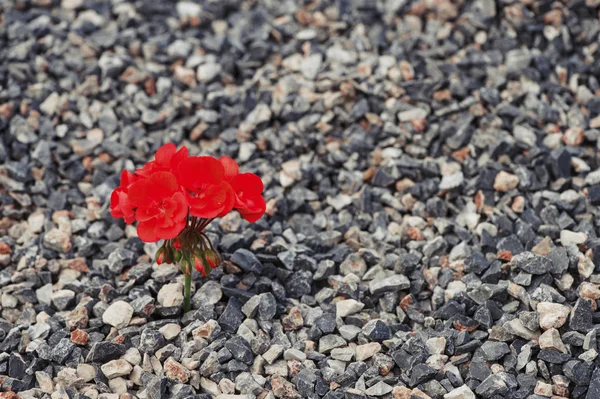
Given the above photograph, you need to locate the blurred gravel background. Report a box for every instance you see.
[2,0,600,398]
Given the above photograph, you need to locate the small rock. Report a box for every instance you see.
[340,254,367,277]
[439,172,464,190]
[369,275,411,295]
[365,381,393,396]
[51,290,75,310]
[336,299,364,317]
[539,328,567,353]
[493,171,519,192]
[355,342,381,361]
[283,348,306,362]
[157,283,184,307]
[444,385,475,399]
[480,341,510,361]
[164,357,191,383]
[159,323,181,340]
[561,230,588,246]
[102,301,133,329]
[43,229,72,253]
[101,359,132,379]
[537,302,570,330]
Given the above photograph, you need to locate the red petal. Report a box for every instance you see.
[123,212,136,225]
[217,181,236,218]
[127,179,153,207]
[111,188,136,224]
[163,191,189,223]
[177,157,224,189]
[231,173,264,198]
[219,157,239,181]
[188,183,228,218]
[135,161,158,178]
[110,189,123,217]
[155,219,186,240]
[137,221,158,242]
[155,143,176,166]
[135,204,156,222]
[171,147,188,169]
[144,171,179,201]
[120,170,137,187]
[238,196,266,222]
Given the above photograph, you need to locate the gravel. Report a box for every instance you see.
[3,0,600,398]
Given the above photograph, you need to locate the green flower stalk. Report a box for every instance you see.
[155,217,221,313]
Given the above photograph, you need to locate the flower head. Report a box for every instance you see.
[109,145,265,247]
[218,157,266,222]
[127,171,188,242]
[177,156,235,218]
[230,173,267,222]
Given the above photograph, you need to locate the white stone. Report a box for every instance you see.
[398,107,427,121]
[301,53,323,80]
[35,371,54,393]
[355,342,381,361]
[365,381,393,396]
[197,63,221,82]
[157,283,184,307]
[40,92,60,115]
[426,337,447,355]
[283,348,306,362]
[539,328,567,353]
[123,348,142,365]
[537,302,570,330]
[77,364,96,382]
[494,171,519,192]
[238,142,256,162]
[101,359,132,379]
[159,323,181,340]
[439,172,464,190]
[444,385,476,399]
[176,1,201,17]
[560,230,588,246]
[336,299,364,318]
[102,300,133,329]
[262,344,284,364]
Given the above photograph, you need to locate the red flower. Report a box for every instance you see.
[110,170,138,224]
[218,157,266,222]
[230,173,266,222]
[127,171,188,242]
[110,145,265,246]
[136,143,188,178]
[177,157,235,218]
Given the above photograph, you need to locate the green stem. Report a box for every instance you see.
[184,272,191,313]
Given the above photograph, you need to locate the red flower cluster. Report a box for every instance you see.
[110,143,266,242]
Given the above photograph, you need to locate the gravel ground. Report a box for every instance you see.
[2,0,600,398]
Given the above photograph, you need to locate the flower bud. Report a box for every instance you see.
[204,249,220,269]
[194,256,207,276]
[174,250,182,262]
[155,248,165,265]
[163,247,174,264]
[180,259,190,275]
